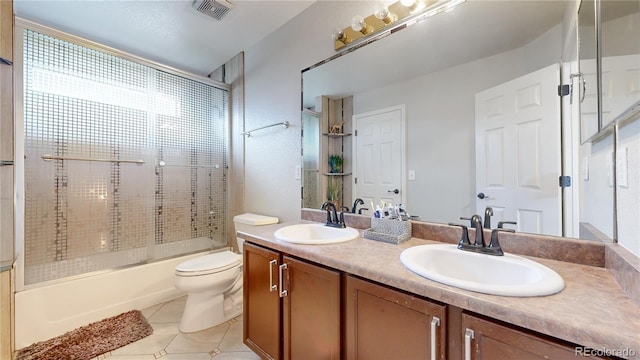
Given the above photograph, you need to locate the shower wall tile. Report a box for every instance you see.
[22,29,229,284]
[119,159,155,250]
[24,145,56,267]
[161,165,192,243]
[65,161,110,259]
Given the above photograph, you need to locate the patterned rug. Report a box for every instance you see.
[15,310,154,360]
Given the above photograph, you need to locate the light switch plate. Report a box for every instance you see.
[583,156,589,181]
[408,170,416,181]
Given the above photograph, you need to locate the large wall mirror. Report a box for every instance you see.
[578,0,599,142]
[600,0,640,126]
[301,0,637,240]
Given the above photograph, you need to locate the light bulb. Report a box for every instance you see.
[400,0,416,7]
[351,15,369,34]
[331,30,348,44]
[374,7,396,24]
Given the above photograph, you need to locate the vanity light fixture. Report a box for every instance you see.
[331,30,349,45]
[332,0,466,51]
[351,15,372,35]
[374,8,397,24]
[400,0,420,12]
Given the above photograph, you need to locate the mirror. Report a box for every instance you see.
[301,0,630,239]
[600,0,640,125]
[578,0,599,141]
[577,0,615,241]
[602,0,640,249]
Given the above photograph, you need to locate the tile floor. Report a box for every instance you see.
[96,296,260,360]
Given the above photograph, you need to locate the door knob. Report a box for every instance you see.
[388,189,400,194]
[477,192,491,200]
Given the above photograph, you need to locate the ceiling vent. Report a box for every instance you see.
[193,0,234,21]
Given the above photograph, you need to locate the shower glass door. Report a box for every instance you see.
[21,28,229,285]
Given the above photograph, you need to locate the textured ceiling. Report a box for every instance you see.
[14,0,315,76]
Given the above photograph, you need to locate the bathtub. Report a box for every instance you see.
[14,251,208,349]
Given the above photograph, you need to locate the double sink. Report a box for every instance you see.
[273,223,564,297]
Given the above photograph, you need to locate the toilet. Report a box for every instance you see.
[174,213,278,333]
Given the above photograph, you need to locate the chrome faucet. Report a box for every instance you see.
[321,201,346,228]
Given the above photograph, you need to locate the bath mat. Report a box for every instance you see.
[15,310,153,360]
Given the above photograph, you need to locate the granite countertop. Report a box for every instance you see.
[237,220,640,359]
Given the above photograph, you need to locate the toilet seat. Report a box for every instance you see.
[176,251,241,277]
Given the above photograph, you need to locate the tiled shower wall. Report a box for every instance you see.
[22,30,229,285]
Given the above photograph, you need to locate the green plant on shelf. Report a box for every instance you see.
[328,154,343,173]
[327,177,341,208]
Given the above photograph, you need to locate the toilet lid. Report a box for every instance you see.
[176,251,241,276]
[234,213,279,226]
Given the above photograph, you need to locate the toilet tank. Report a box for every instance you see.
[233,213,279,253]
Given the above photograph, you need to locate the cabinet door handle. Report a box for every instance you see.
[268,259,278,292]
[430,316,440,360]
[464,328,475,360]
[278,263,288,298]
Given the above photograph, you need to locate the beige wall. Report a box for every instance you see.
[222,52,246,250]
[242,1,378,222]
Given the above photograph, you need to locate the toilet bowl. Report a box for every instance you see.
[174,213,278,333]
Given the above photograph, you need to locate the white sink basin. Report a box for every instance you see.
[400,244,564,297]
[274,223,359,244]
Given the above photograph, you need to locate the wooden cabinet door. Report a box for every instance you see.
[243,242,282,360]
[282,255,341,360]
[345,275,446,360]
[461,313,605,359]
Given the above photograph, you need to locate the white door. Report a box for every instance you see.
[475,64,561,236]
[353,105,406,214]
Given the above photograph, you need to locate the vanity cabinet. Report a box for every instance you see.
[243,242,341,360]
[345,275,447,360]
[461,313,607,359]
[243,243,281,359]
[244,238,616,360]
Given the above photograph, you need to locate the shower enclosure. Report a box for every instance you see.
[19,27,230,286]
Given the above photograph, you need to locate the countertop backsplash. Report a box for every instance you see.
[301,208,639,305]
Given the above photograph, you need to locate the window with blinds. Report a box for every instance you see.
[22,29,229,285]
